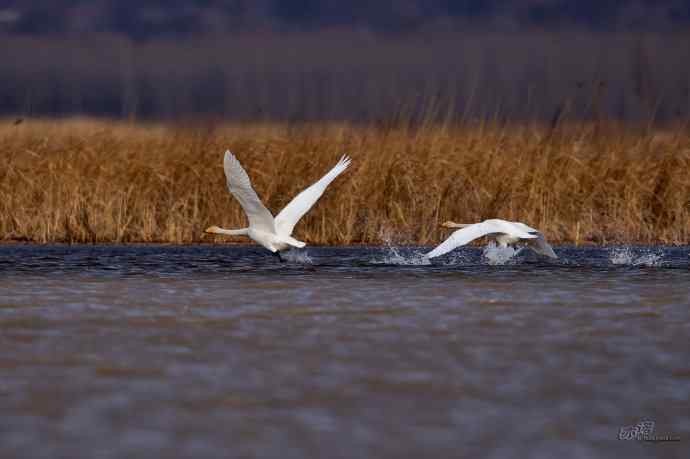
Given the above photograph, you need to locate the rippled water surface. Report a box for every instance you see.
[1,244,689,459]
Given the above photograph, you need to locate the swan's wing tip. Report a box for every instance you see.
[223,151,241,175]
[333,154,352,173]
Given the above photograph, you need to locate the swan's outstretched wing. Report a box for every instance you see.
[527,234,558,259]
[274,155,351,236]
[223,151,275,231]
[426,222,499,259]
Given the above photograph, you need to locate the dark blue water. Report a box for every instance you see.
[0,244,688,459]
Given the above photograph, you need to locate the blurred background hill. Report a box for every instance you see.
[0,1,688,122]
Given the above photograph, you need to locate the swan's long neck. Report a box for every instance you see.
[442,221,472,229]
[205,226,249,236]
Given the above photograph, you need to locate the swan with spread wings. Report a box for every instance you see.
[205,151,351,256]
[426,219,557,259]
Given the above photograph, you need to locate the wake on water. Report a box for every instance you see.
[373,243,432,266]
[282,241,666,268]
[281,249,314,264]
[371,233,432,265]
[280,240,518,267]
[481,242,522,265]
[609,247,664,267]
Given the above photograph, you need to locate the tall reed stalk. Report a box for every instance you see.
[0,118,688,245]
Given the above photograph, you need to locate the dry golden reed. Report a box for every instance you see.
[0,118,688,245]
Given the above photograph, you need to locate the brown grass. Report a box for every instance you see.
[0,118,688,245]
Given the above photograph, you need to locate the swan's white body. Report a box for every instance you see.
[426,219,557,259]
[206,151,351,254]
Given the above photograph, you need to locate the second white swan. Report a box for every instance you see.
[426,219,557,259]
[205,151,351,256]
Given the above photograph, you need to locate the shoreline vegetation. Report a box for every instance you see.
[1,118,688,245]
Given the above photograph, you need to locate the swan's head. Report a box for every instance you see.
[204,225,222,234]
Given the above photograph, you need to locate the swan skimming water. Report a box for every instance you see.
[205,151,351,257]
[426,219,557,259]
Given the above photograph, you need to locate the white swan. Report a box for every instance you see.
[205,151,351,256]
[426,219,557,259]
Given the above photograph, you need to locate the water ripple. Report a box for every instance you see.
[0,244,688,458]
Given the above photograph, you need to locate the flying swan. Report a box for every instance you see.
[425,219,557,259]
[205,151,351,257]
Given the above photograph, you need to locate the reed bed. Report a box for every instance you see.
[0,118,688,245]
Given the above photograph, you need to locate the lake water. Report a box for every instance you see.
[0,244,688,459]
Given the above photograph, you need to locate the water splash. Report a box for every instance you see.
[609,247,664,267]
[482,242,522,265]
[373,233,431,265]
[281,249,313,264]
[378,248,431,266]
